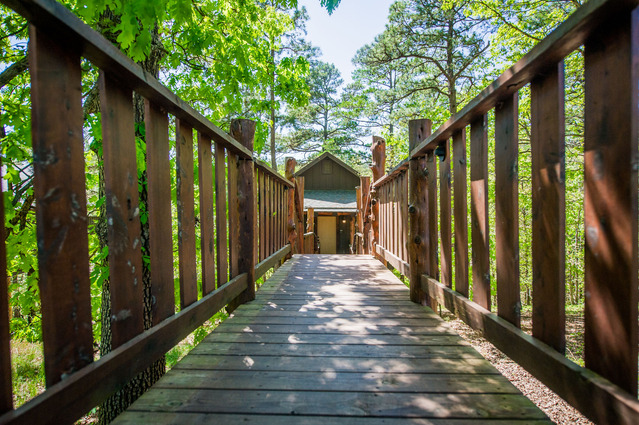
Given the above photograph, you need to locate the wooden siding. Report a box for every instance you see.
[300,157,360,190]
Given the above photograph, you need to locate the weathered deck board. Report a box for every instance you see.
[115,255,549,424]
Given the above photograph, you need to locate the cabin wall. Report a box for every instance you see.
[301,157,360,190]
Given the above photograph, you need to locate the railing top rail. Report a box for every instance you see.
[254,160,294,188]
[5,0,252,159]
[373,159,409,188]
[408,0,639,158]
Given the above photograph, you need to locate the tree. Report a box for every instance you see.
[356,0,489,116]
[282,61,355,153]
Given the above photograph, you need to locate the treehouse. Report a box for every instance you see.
[294,152,360,254]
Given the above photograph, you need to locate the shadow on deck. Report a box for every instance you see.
[113,255,549,424]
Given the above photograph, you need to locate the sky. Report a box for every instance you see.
[298,0,395,85]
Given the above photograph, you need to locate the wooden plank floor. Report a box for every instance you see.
[114,255,550,424]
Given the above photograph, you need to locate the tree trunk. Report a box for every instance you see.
[270,48,277,169]
[96,16,166,424]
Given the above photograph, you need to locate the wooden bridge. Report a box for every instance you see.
[113,255,548,424]
[1,0,639,424]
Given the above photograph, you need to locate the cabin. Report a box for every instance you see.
[294,152,360,254]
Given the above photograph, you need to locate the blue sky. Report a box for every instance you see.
[298,0,395,85]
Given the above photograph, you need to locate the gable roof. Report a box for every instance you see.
[304,190,357,212]
[294,152,360,178]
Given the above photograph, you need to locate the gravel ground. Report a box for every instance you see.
[441,311,593,425]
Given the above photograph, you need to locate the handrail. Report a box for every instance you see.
[369,1,639,424]
[372,159,408,188]
[254,159,295,188]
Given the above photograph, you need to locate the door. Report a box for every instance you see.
[317,216,337,254]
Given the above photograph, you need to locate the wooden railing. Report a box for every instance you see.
[372,1,639,423]
[0,0,292,423]
[374,162,409,276]
[255,161,293,277]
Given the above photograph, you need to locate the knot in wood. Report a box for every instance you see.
[413,235,422,245]
[408,205,417,214]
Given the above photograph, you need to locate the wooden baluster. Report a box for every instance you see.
[266,175,271,256]
[470,115,491,310]
[584,11,638,396]
[259,170,265,262]
[439,139,452,288]
[198,132,216,295]
[281,184,285,250]
[286,158,296,255]
[227,150,239,278]
[296,176,305,253]
[408,119,432,305]
[269,177,278,255]
[393,180,398,256]
[276,182,281,251]
[0,155,8,412]
[30,27,93,386]
[274,179,279,252]
[254,171,259,264]
[531,62,566,353]
[228,119,256,310]
[426,152,439,283]
[402,172,409,263]
[453,129,469,297]
[385,184,389,251]
[145,101,175,324]
[383,185,388,251]
[361,177,371,254]
[176,119,197,307]
[99,71,144,348]
[215,145,228,286]
[495,93,520,327]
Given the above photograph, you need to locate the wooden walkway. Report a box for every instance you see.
[114,255,549,424]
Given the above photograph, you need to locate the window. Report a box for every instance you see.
[321,160,332,174]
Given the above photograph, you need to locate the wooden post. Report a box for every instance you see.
[453,129,469,298]
[470,116,491,310]
[306,207,314,233]
[371,136,386,260]
[495,93,521,327]
[439,139,452,288]
[355,185,362,254]
[584,12,638,396]
[531,61,565,354]
[349,215,355,254]
[285,157,297,256]
[408,119,432,305]
[360,176,371,254]
[296,176,305,254]
[228,119,256,311]
[31,29,93,386]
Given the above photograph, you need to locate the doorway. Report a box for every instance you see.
[317,216,337,254]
